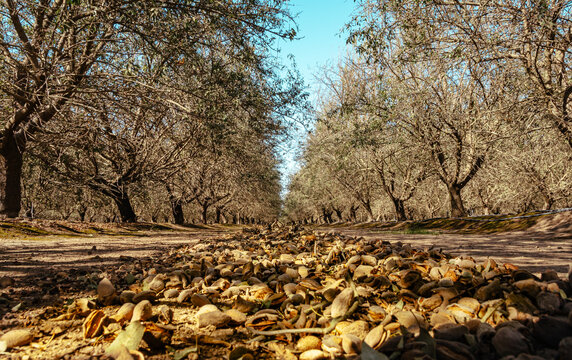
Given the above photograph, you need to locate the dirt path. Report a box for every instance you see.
[1,226,571,282]
[0,230,230,280]
[318,227,572,276]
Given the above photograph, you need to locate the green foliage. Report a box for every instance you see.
[2,0,308,222]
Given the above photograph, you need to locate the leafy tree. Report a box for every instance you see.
[0,0,298,218]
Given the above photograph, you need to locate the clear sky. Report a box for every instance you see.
[277,0,357,190]
[280,0,357,104]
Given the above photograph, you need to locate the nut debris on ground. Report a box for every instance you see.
[0,226,571,359]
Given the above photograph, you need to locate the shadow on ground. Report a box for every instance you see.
[318,227,571,276]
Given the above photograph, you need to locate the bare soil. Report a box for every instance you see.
[0,229,234,281]
[318,210,572,277]
[1,212,570,284]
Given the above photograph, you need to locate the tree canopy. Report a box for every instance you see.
[1,0,307,223]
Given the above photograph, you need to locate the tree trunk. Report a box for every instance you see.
[542,196,554,210]
[171,200,185,225]
[166,186,185,225]
[334,208,343,221]
[391,198,407,221]
[78,207,87,222]
[363,201,374,221]
[201,203,209,224]
[111,192,137,222]
[349,205,359,222]
[25,202,35,219]
[448,184,467,218]
[552,92,572,149]
[0,131,23,218]
[321,208,333,223]
[215,207,222,223]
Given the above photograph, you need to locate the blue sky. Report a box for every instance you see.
[280,0,357,104]
[277,0,357,189]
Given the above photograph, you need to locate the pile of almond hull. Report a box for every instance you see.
[1,226,571,360]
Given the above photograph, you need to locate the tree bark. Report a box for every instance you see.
[201,203,209,224]
[363,200,374,221]
[556,87,572,149]
[113,194,137,223]
[541,194,554,210]
[349,205,359,222]
[333,208,343,221]
[215,207,224,223]
[89,180,137,222]
[321,207,333,223]
[171,200,184,225]
[166,185,185,225]
[391,197,407,221]
[448,184,467,218]
[0,131,23,218]
[78,205,87,222]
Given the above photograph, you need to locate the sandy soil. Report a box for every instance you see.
[317,228,572,277]
[1,224,570,282]
[0,230,230,281]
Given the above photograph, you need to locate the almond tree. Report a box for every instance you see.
[349,0,572,149]
[0,0,297,218]
[317,57,428,221]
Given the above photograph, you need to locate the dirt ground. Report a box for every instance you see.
[0,220,571,359]
[318,228,571,277]
[0,229,231,281]
[1,220,570,282]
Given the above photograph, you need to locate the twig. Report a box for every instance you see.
[303,300,329,315]
[248,300,360,336]
[481,300,504,323]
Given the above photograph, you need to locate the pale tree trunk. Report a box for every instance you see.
[0,131,23,218]
[541,194,554,210]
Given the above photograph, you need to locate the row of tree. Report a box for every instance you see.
[284,0,572,223]
[1,0,306,223]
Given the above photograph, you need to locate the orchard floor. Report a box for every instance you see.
[0,219,571,358]
[317,227,571,277]
[1,219,570,282]
[0,229,234,281]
